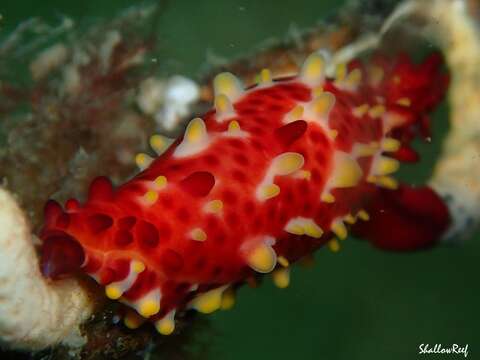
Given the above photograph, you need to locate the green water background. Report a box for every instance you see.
[0,1,478,359]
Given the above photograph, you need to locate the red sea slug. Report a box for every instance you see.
[39,51,450,334]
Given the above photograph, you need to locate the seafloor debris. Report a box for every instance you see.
[0,0,479,359]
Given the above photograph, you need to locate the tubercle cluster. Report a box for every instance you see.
[40,51,449,335]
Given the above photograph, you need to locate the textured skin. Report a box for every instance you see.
[39,52,449,332]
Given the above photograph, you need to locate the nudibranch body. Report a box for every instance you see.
[40,51,450,334]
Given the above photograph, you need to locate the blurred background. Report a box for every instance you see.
[0,1,478,359]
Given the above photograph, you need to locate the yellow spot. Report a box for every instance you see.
[287,105,304,122]
[335,63,347,81]
[143,190,158,204]
[260,184,280,200]
[154,175,167,189]
[132,260,146,274]
[357,209,370,221]
[215,94,232,114]
[105,285,122,300]
[277,256,289,267]
[221,288,236,310]
[185,117,207,143]
[213,72,243,99]
[352,104,369,118]
[191,287,225,314]
[301,52,326,83]
[191,228,207,242]
[205,199,223,214]
[328,238,340,252]
[321,192,335,203]
[259,68,272,84]
[396,97,411,106]
[376,156,400,175]
[345,68,362,89]
[124,311,145,329]
[247,243,277,273]
[155,316,175,335]
[382,138,401,152]
[228,120,241,133]
[311,92,335,117]
[274,152,305,176]
[313,87,324,97]
[368,66,384,86]
[285,223,305,236]
[331,219,348,240]
[135,153,153,170]
[369,105,386,118]
[331,152,363,188]
[304,221,324,239]
[393,75,401,84]
[328,129,339,139]
[150,135,171,155]
[295,170,311,180]
[355,142,378,157]
[138,299,160,318]
[272,268,290,288]
[344,214,356,224]
[377,176,398,190]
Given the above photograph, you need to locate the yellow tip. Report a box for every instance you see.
[274,152,305,176]
[355,142,378,157]
[272,268,290,289]
[377,176,398,190]
[155,317,175,335]
[357,209,370,221]
[247,243,277,273]
[132,260,146,274]
[352,104,370,118]
[382,138,401,152]
[259,68,272,84]
[344,214,356,225]
[376,156,400,175]
[185,117,207,143]
[301,52,326,83]
[105,285,122,300]
[335,63,347,81]
[303,221,324,239]
[213,72,243,99]
[150,135,172,155]
[311,92,335,118]
[368,104,386,118]
[154,175,167,189]
[124,311,145,329]
[205,199,223,214]
[345,68,362,90]
[135,153,153,170]
[285,222,305,236]
[139,299,160,318]
[215,94,233,114]
[396,97,411,106]
[277,256,290,267]
[191,228,207,242]
[328,238,341,252]
[228,120,241,133]
[143,190,158,204]
[331,219,348,240]
[331,152,363,188]
[260,183,280,200]
[191,287,225,314]
[221,288,236,310]
[321,192,335,203]
[287,105,304,122]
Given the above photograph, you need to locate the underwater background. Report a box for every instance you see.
[0,0,478,359]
